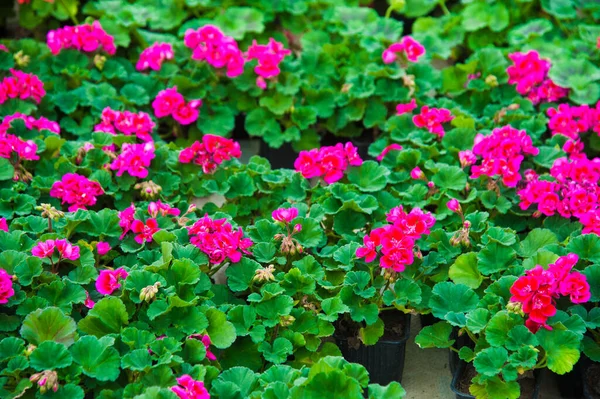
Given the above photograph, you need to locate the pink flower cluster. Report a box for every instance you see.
[152,87,202,125]
[184,25,245,78]
[94,108,155,142]
[0,218,7,232]
[0,134,38,161]
[118,203,178,243]
[0,113,60,136]
[518,154,600,234]
[546,102,600,141]
[272,207,298,223]
[179,135,242,174]
[96,268,128,296]
[294,142,363,184]
[0,69,45,104]
[184,25,291,88]
[110,142,155,178]
[510,254,590,332]
[506,51,567,105]
[47,21,116,55]
[246,38,291,89]
[118,203,136,239]
[50,173,104,212]
[171,375,210,399]
[469,125,539,187]
[0,269,14,305]
[382,36,425,64]
[188,214,252,264]
[31,239,80,260]
[356,206,435,272]
[413,106,454,137]
[97,242,111,256]
[131,218,160,244]
[136,42,174,71]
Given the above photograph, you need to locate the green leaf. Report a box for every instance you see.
[205,308,236,349]
[477,243,516,275]
[567,234,600,263]
[259,337,293,364]
[583,265,600,302]
[78,297,129,337]
[294,217,325,248]
[432,165,466,191]
[226,257,261,292]
[70,336,120,381]
[169,259,201,286]
[474,347,508,377]
[541,0,577,19]
[347,161,390,192]
[359,317,384,345]
[216,7,265,40]
[121,84,150,105]
[20,307,77,347]
[122,348,153,371]
[449,253,483,289]
[0,158,15,181]
[0,337,25,362]
[367,382,406,398]
[506,325,538,351]
[226,173,257,197]
[537,329,580,374]
[415,321,454,349]
[466,308,490,334]
[486,311,522,347]
[211,367,258,398]
[30,341,72,370]
[429,283,479,326]
[517,229,558,257]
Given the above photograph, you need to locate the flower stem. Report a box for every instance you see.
[58,0,79,25]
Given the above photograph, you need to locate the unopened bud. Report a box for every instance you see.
[293,224,302,232]
[253,265,275,282]
[14,50,30,67]
[279,315,295,327]
[25,344,36,357]
[139,282,161,302]
[36,203,64,220]
[485,75,498,87]
[463,221,471,229]
[94,54,107,70]
[134,181,162,199]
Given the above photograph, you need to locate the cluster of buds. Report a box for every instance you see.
[272,207,303,255]
[506,301,524,316]
[279,315,296,327]
[450,221,471,247]
[139,282,161,302]
[175,204,197,227]
[134,180,162,199]
[30,370,59,394]
[253,264,275,283]
[13,50,30,67]
[35,203,65,233]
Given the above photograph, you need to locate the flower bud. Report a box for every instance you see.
[485,75,498,87]
[463,221,471,229]
[94,54,107,70]
[293,224,302,233]
[14,50,30,67]
[253,265,275,282]
[279,315,295,327]
[447,199,461,213]
[410,167,425,180]
[139,282,161,302]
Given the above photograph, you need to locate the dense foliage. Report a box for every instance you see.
[2,0,600,398]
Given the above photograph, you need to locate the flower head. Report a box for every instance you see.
[0,269,14,304]
[96,268,128,296]
[272,207,298,223]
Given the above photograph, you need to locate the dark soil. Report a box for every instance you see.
[336,311,406,350]
[586,364,600,398]
[458,364,535,399]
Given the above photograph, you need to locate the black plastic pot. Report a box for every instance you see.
[258,141,298,169]
[583,360,600,399]
[554,359,584,399]
[335,313,411,386]
[451,360,540,399]
[448,330,473,376]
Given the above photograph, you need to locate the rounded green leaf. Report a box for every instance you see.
[70,336,120,381]
[30,341,73,371]
[449,253,483,289]
[20,307,77,347]
[347,161,390,192]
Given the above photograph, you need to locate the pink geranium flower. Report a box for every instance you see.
[382,36,425,64]
[84,291,95,309]
[272,207,298,223]
[0,269,14,304]
[97,242,111,256]
[31,240,56,259]
[0,218,7,232]
[47,21,116,55]
[96,268,128,296]
[130,218,160,244]
[171,375,210,399]
[136,42,174,71]
[396,99,417,115]
[50,173,104,212]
